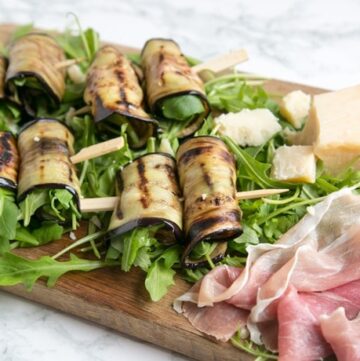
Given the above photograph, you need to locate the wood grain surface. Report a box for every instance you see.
[0,23,326,361]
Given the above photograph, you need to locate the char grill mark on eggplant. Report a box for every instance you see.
[5,33,66,115]
[17,118,80,205]
[107,153,183,245]
[0,131,19,190]
[141,38,210,137]
[176,136,242,268]
[84,45,157,149]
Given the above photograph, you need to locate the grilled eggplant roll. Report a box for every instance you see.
[6,33,66,116]
[84,45,157,149]
[176,136,242,268]
[141,38,210,137]
[0,131,18,190]
[17,118,81,228]
[107,153,182,244]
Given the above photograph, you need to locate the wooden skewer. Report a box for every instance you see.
[80,197,118,212]
[79,189,289,213]
[192,49,248,74]
[70,136,125,164]
[55,57,86,69]
[236,188,289,200]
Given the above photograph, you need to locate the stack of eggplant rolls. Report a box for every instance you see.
[0,29,242,270]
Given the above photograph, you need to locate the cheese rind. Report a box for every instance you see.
[271,145,316,184]
[215,108,281,147]
[280,90,311,129]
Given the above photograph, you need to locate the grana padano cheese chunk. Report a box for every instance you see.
[280,90,311,129]
[271,145,316,183]
[215,108,281,147]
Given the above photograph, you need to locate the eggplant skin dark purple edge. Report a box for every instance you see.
[181,226,243,269]
[106,217,183,245]
[140,38,181,57]
[6,71,61,110]
[94,107,158,149]
[0,177,17,191]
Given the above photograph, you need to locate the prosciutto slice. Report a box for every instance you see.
[320,308,360,361]
[277,281,360,361]
[175,188,360,360]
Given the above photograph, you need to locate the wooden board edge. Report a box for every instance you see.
[3,283,253,361]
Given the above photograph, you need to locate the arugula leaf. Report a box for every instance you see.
[19,191,48,227]
[106,226,181,301]
[190,241,217,260]
[31,223,64,246]
[205,75,278,114]
[145,245,181,301]
[228,225,259,254]
[231,330,277,360]
[181,267,209,283]
[106,226,160,272]
[0,252,119,290]
[14,226,39,246]
[0,189,19,252]
[0,101,22,133]
[223,135,291,189]
[126,53,141,65]
[160,95,205,121]
[19,189,80,229]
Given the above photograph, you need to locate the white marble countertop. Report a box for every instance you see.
[1,0,360,360]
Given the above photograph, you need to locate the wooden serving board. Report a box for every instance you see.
[0,23,326,361]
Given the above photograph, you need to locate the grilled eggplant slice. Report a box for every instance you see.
[17,118,80,201]
[176,136,242,268]
[107,153,183,245]
[17,119,81,226]
[6,33,66,116]
[0,131,18,190]
[84,45,157,149]
[141,38,210,137]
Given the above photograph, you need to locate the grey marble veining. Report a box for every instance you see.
[0,0,360,360]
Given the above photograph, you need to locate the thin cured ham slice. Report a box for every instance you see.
[176,266,248,341]
[277,282,360,361]
[175,188,360,359]
[251,223,360,328]
[183,301,248,342]
[320,308,360,361]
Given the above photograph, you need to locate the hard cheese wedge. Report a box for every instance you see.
[288,85,360,174]
[280,90,311,129]
[271,145,316,183]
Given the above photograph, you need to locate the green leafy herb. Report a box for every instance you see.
[0,252,118,290]
[19,189,80,229]
[0,189,19,253]
[31,223,64,246]
[14,226,39,247]
[231,330,278,360]
[145,245,182,302]
[205,74,278,114]
[160,95,205,121]
[106,226,181,301]
[0,101,22,133]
